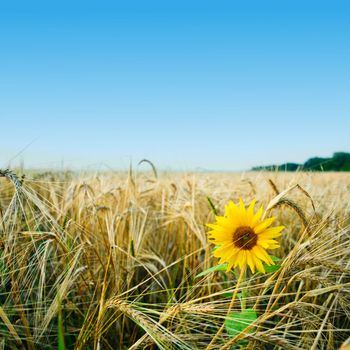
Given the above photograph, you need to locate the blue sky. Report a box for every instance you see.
[1,0,350,171]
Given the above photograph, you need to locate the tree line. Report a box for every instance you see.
[252,152,350,171]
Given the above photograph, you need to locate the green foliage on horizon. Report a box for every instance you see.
[252,152,350,172]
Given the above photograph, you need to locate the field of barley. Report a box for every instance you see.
[0,169,350,349]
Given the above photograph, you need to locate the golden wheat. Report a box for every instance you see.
[0,170,349,349]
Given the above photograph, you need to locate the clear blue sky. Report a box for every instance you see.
[1,0,350,171]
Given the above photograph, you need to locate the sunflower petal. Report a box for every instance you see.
[258,226,284,238]
[225,249,240,271]
[213,244,235,257]
[246,251,255,273]
[208,231,233,242]
[226,201,239,217]
[239,198,245,209]
[253,246,274,265]
[254,217,275,233]
[253,255,265,273]
[237,250,247,269]
[267,243,280,249]
[265,240,280,249]
[239,199,250,224]
[252,206,263,226]
[215,216,236,229]
[246,199,257,222]
[206,223,227,231]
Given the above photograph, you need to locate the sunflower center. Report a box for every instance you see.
[233,226,257,250]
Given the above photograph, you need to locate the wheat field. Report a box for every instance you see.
[0,169,350,349]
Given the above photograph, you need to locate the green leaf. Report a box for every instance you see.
[225,308,258,337]
[212,245,221,252]
[252,256,282,275]
[263,256,282,273]
[270,255,281,262]
[207,196,218,215]
[222,292,242,300]
[130,239,136,257]
[264,264,281,273]
[57,294,66,350]
[195,263,228,278]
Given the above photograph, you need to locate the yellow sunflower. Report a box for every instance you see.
[207,199,284,273]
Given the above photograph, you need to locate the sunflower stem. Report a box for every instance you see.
[206,267,246,350]
[234,269,247,311]
[240,269,247,311]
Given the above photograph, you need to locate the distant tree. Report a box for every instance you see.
[252,152,350,172]
[331,152,350,171]
[303,157,330,171]
[278,163,300,171]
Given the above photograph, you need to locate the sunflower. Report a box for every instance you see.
[207,199,284,273]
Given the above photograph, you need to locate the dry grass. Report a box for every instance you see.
[0,169,350,349]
